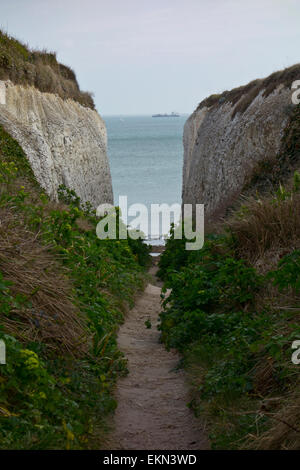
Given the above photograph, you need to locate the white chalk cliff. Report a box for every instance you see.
[182,77,295,220]
[0,80,113,207]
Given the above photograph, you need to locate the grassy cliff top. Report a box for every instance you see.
[0,30,95,109]
[197,63,300,118]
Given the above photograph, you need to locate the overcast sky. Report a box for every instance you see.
[1,0,300,114]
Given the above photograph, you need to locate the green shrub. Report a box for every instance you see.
[268,250,300,291]
[159,237,262,350]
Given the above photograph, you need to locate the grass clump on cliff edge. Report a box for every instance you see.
[0,125,150,449]
[158,173,300,450]
[197,63,300,118]
[0,30,94,109]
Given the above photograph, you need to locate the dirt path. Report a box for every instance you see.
[109,272,209,450]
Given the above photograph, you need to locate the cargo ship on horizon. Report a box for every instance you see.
[152,112,180,118]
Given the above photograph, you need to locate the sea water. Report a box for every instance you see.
[104,115,186,242]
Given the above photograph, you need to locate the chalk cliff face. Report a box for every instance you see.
[182,78,295,220]
[0,80,113,207]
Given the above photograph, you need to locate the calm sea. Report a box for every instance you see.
[104,115,187,240]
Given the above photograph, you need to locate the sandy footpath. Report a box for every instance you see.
[108,276,209,450]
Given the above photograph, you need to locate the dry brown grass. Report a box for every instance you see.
[226,192,300,264]
[0,30,94,109]
[0,206,89,357]
[246,390,300,449]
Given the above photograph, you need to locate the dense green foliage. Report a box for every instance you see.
[269,249,300,291]
[158,197,300,448]
[159,235,263,351]
[0,126,149,448]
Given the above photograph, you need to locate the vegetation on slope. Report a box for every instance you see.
[196,63,300,118]
[0,30,94,109]
[0,125,150,449]
[158,106,300,449]
[158,177,300,449]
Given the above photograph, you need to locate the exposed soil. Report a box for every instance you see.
[108,262,209,450]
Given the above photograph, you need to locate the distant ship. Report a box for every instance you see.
[152,112,180,118]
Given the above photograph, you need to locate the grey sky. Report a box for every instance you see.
[1,0,300,114]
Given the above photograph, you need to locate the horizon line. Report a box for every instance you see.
[102,112,191,117]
